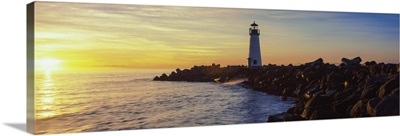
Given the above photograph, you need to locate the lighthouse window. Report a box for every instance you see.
[253,60,257,65]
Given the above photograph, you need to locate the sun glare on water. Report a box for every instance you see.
[36,58,63,71]
[36,58,63,119]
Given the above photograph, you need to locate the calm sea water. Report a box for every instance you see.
[35,70,294,134]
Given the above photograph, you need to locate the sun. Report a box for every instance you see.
[36,58,63,71]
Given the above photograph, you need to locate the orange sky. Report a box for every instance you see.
[34,2,399,71]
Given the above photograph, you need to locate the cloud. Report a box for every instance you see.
[34,2,399,69]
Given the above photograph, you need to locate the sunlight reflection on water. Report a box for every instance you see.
[35,70,294,134]
[36,70,57,119]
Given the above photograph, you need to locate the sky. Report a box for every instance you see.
[34,2,399,71]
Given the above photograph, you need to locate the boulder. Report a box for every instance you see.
[364,61,377,66]
[153,76,160,80]
[378,76,399,98]
[290,102,306,115]
[267,112,305,122]
[304,95,331,109]
[282,87,295,96]
[341,57,362,66]
[159,73,168,80]
[301,95,333,119]
[176,68,182,73]
[301,107,313,119]
[331,94,359,115]
[293,86,306,97]
[391,88,399,95]
[374,94,399,116]
[366,98,380,116]
[308,58,324,66]
[324,90,337,98]
[280,96,288,101]
[333,91,351,101]
[286,106,296,114]
[360,75,388,99]
[326,71,345,84]
[303,82,320,98]
[349,100,368,117]
[309,109,346,120]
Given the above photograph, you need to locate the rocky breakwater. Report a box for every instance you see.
[153,57,399,122]
[154,63,248,82]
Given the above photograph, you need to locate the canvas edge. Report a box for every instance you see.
[23,1,400,135]
[27,1,35,134]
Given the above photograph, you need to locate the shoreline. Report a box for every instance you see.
[154,57,399,122]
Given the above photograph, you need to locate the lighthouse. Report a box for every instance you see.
[247,21,262,68]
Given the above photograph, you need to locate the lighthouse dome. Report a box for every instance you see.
[251,21,258,26]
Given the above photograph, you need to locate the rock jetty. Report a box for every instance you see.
[154,57,399,122]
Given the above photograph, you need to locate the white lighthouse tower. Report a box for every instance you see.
[247,21,262,68]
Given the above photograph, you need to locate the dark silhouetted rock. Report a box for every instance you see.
[301,108,313,119]
[378,75,399,98]
[301,95,332,119]
[282,87,295,96]
[309,109,346,120]
[280,96,288,101]
[361,76,387,99]
[341,57,362,66]
[324,90,337,98]
[290,102,306,115]
[176,68,182,73]
[303,82,320,99]
[374,94,399,116]
[304,95,331,109]
[366,98,380,116]
[267,112,305,122]
[391,88,399,95]
[331,94,359,115]
[159,73,168,80]
[305,58,324,66]
[349,100,368,117]
[326,71,345,84]
[365,61,377,66]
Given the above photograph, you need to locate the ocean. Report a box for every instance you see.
[34,70,294,134]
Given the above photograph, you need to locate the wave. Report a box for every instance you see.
[222,78,247,86]
[129,78,153,82]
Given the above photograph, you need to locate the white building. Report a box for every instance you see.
[247,21,262,68]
